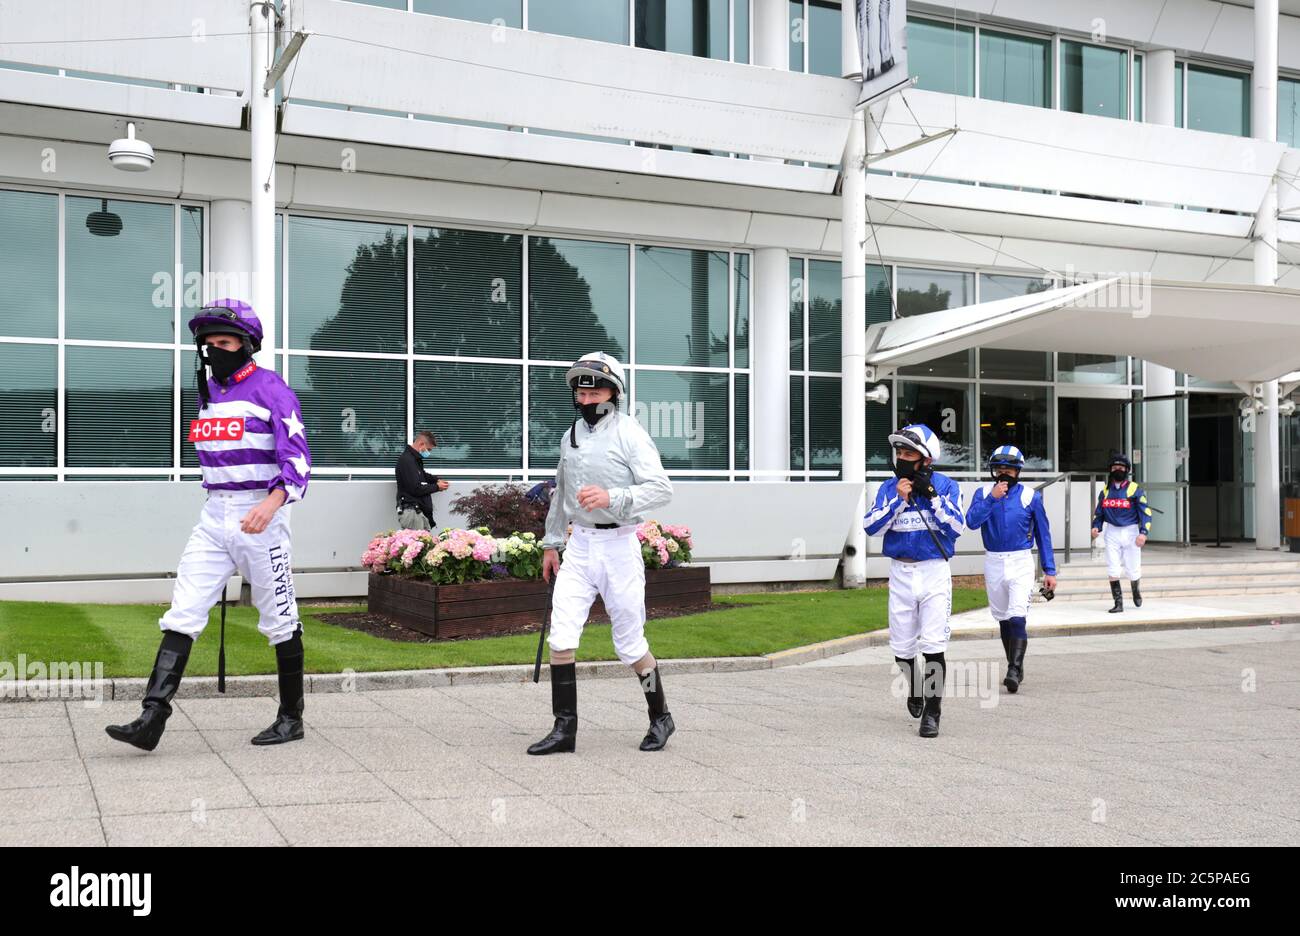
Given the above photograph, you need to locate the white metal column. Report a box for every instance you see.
[250,2,278,368]
[1143,48,1180,532]
[752,247,791,480]
[1254,0,1282,550]
[752,0,789,165]
[841,0,867,587]
[209,199,253,304]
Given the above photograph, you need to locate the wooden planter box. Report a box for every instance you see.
[367,566,712,639]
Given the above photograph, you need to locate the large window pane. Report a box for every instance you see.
[415,0,522,27]
[1061,41,1127,120]
[1134,54,1144,122]
[896,267,974,378]
[635,247,728,368]
[1058,353,1127,385]
[529,237,629,362]
[733,253,750,367]
[866,263,892,326]
[180,206,204,321]
[634,369,729,470]
[635,0,729,60]
[977,274,1052,380]
[288,217,407,353]
[0,190,58,339]
[980,29,1050,108]
[980,384,1053,469]
[67,346,173,467]
[734,0,750,63]
[289,356,406,467]
[807,259,841,372]
[415,361,522,469]
[0,343,56,467]
[414,227,522,357]
[1282,78,1300,148]
[790,257,804,370]
[809,375,841,475]
[808,0,841,77]
[734,373,749,471]
[66,197,174,343]
[1175,62,1185,127]
[907,18,974,97]
[789,0,803,71]
[530,0,628,43]
[790,375,805,471]
[1187,65,1250,137]
[897,381,974,470]
[528,364,577,471]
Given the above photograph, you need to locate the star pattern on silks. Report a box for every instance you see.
[289,454,311,478]
[282,411,305,439]
[283,483,305,503]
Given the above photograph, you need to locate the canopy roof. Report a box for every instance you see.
[865,279,1300,383]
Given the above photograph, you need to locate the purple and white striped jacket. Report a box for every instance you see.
[188,361,311,503]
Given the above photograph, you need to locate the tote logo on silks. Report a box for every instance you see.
[188,417,245,442]
[1102,498,1132,509]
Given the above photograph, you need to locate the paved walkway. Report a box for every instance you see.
[949,593,1300,636]
[3,623,1298,846]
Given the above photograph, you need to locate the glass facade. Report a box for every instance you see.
[1282,77,1299,148]
[0,189,203,479]
[1061,40,1128,120]
[1186,65,1250,137]
[907,17,974,96]
[979,28,1050,108]
[348,0,750,61]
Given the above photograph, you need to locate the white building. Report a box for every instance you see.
[1,0,1298,600]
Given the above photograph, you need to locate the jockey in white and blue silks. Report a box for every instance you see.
[864,423,964,739]
[965,445,1057,694]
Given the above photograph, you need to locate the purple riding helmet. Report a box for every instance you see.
[188,298,264,354]
[188,299,265,405]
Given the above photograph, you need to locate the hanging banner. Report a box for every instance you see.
[856,0,910,109]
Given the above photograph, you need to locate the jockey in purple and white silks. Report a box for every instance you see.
[107,299,312,753]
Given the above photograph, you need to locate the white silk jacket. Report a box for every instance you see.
[542,410,673,550]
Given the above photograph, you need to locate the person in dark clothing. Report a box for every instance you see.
[395,430,448,530]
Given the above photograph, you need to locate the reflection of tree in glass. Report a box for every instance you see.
[303,229,408,466]
[897,284,952,317]
[413,228,521,358]
[529,237,626,363]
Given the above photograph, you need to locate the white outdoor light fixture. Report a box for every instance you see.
[108,122,155,172]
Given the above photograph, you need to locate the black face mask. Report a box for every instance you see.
[203,345,251,384]
[993,471,1018,486]
[893,459,918,479]
[576,396,617,427]
[1110,469,1129,484]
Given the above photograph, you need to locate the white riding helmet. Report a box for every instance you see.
[565,351,626,398]
[888,423,942,462]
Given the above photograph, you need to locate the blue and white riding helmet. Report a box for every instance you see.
[888,424,941,462]
[989,444,1026,472]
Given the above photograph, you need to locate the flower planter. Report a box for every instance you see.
[367,566,712,639]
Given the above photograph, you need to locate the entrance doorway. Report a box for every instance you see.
[1058,397,1123,472]
[1188,393,1252,542]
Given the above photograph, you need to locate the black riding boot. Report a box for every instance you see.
[527,662,577,755]
[895,656,923,718]
[1004,638,1028,693]
[919,652,945,739]
[638,667,675,751]
[106,630,193,752]
[251,632,305,746]
[1108,580,1124,614]
[1131,579,1143,608]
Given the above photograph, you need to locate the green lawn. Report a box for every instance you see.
[0,588,988,677]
